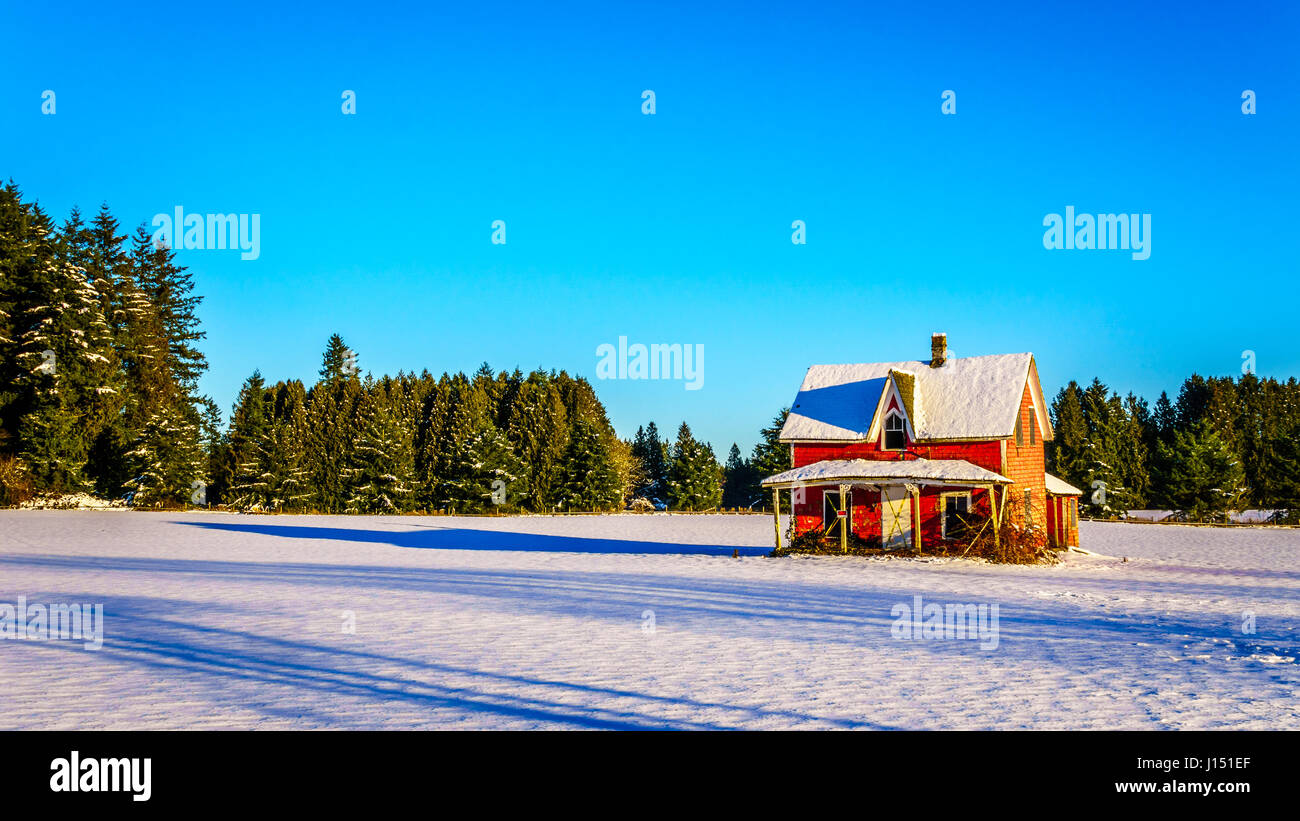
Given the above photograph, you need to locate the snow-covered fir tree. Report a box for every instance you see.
[1157,417,1247,519]
[342,380,415,514]
[667,422,722,511]
[123,401,206,508]
[560,418,621,511]
[743,409,790,509]
[630,422,669,503]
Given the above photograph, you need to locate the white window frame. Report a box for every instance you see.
[882,411,906,451]
[940,491,971,540]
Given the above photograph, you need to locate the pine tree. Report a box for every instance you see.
[502,372,568,511]
[303,377,360,513]
[560,418,622,511]
[1048,382,1089,490]
[442,420,527,512]
[123,402,205,508]
[197,395,225,506]
[9,204,121,491]
[131,225,207,396]
[721,443,755,509]
[1072,380,1149,515]
[113,225,208,504]
[1266,421,1300,510]
[667,422,722,510]
[226,372,272,509]
[342,380,415,514]
[1157,417,1247,519]
[630,421,669,503]
[1146,391,1177,506]
[746,409,790,509]
[318,333,358,384]
[253,381,311,511]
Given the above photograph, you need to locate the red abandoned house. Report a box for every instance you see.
[761,333,1082,552]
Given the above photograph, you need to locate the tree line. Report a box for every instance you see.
[0,182,755,512]
[0,182,209,506]
[211,344,776,514]
[213,345,637,513]
[1048,375,1300,519]
[4,182,1295,517]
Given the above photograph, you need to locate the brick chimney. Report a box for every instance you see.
[930,332,947,368]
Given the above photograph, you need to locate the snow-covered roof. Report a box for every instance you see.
[761,458,1010,488]
[781,352,1049,442]
[1044,473,1083,496]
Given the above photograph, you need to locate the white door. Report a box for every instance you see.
[881,486,912,550]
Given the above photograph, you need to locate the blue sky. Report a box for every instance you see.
[3,0,1296,454]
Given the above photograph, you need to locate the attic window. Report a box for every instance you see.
[883,412,905,451]
[1029,409,1037,445]
[1015,414,1024,447]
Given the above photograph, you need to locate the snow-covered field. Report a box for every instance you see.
[1,511,1296,730]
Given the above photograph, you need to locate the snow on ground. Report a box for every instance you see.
[0,511,1296,730]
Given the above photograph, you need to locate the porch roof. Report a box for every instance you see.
[1045,472,1084,496]
[760,458,1011,489]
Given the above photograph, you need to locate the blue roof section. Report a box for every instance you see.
[788,377,887,440]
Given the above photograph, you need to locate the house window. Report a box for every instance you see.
[942,492,971,540]
[1015,414,1024,446]
[883,412,905,451]
[823,490,852,538]
[1023,490,1033,525]
[1029,409,1037,445]
[1069,499,1076,528]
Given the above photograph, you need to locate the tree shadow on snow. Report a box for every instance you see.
[2,592,895,730]
[173,519,772,557]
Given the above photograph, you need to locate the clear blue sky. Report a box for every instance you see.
[3,0,1296,454]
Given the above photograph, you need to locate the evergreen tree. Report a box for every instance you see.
[123,402,205,508]
[197,395,225,506]
[131,225,207,396]
[254,381,311,511]
[721,443,755,509]
[9,204,121,490]
[318,333,357,384]
[560,418,622,511]
[304,376,360,513]
[1266,421,1300,509]
[746,409,790,509]
[440,421,527,512]
[667,422,722,510]
[226,372,272,509]
[342,380,415,513]
[1157,417,1247,519]
[1048,382,1089,490]
[502,372,568,511]
[630,421,669,503]
[1077,379,1147,515]
[1145,391,1177,507]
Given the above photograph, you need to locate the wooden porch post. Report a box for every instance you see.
[990,484,1001,551]
[772,488,782,551]
[911,485,922,554]
[838,485,849,553]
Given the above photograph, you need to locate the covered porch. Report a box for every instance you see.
[761,458,1013,554]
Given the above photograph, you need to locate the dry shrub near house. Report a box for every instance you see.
[931,498,1057,564]
[0,455,34,507]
